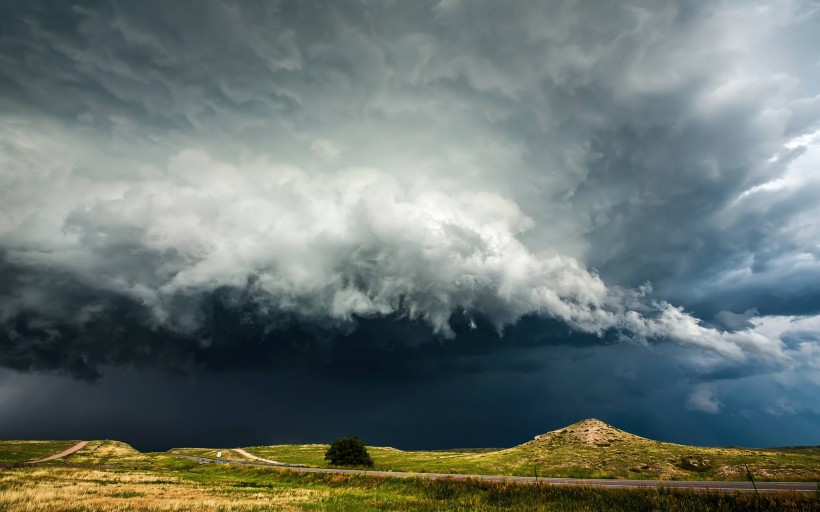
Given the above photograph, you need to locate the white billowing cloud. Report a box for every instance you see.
[687,386,721,413]
[747,314,820,369]
[0,141,792,361]
[621,306,787,360]
[747,314,820,341]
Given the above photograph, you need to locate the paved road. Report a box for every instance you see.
[173,454,818,493]
[23,441,89,464]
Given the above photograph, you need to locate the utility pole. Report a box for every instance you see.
[744,464,759,497]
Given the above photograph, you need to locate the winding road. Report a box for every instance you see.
[173,453,818,493]
[233,448,286,465]
[22,441,89,464]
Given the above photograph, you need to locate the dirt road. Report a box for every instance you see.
[23,441,89,464]
[233,448,286,465]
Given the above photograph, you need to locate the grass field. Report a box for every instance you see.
[2,419,818,510]
[1,456,818,511]
[0,441,79,464]
[240,419,820,481]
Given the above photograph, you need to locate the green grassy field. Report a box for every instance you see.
[1,455,818,511]
[0,441,79,464]
[240,419,820,481]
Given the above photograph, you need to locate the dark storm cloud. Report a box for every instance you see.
[1,0,820,446]
[2,342,818,451]
[0,252,601,382]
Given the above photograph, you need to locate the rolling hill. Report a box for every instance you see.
[240,418,820,481]
[3,419,818,481]
[66,440,152,466]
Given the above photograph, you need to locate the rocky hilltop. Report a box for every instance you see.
[532,418,649,447]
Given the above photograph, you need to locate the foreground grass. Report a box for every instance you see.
[0,441,79,464]
[0,457,817,511]
[240,419,820,481]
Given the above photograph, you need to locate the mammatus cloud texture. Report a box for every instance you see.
[1,0,820,444]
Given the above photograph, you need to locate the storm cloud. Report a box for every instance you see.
[1,0,819,447]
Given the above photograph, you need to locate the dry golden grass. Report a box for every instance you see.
[1,459,817,511]
[67,440,152,466]
[0,467,326,511]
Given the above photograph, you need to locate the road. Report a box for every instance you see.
[233,448,286,465]
[22,441,89,464]
[173,454,818,493]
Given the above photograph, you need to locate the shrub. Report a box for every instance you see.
[324,437,373,467]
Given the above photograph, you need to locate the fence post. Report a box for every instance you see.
[744,464,759,497]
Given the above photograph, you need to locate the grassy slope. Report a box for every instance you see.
[0,440,79,464]
[1,456,817,511]
[244,419,820,481]
[67,440,153,466]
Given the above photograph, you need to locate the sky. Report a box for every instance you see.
[1,0,820,452]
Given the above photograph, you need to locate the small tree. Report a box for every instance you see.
[324,436,373,467]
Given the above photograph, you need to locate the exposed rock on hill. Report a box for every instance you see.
[532,418,648,447]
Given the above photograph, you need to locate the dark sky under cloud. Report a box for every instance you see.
[1,0,820,451]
